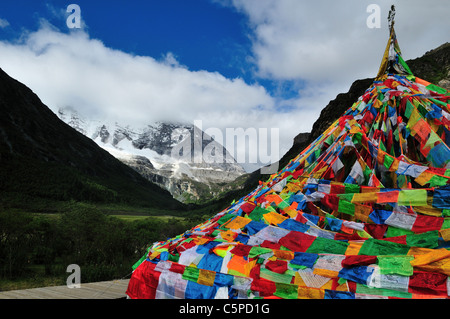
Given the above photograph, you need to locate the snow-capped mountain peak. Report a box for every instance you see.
[57,107,245,203]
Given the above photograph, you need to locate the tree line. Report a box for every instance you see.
[0,205,202,286]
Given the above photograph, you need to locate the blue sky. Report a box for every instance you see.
[0,1,253,81]
[0,1,448,171]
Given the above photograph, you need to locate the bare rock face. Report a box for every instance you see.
[438,70,450,89]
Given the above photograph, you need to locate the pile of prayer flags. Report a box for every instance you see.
[126,24,450,299]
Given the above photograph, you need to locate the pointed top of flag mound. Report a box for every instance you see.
[376,5,413,79]
[126,10,450,299]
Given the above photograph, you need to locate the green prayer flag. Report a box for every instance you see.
[277,200,290,210]
[182,266,200,282]
[441,218,450,230]
[217,213,235,225]
[406,231,439,249]
[398,55,413,76]
[405,100,414,119]
[248,246,273,259]
[377,255,414,276]
[344,183,360,194]
[426,83,448,95]
[306,237,348,255]
[337,193,354,201]
[356,284,412,299]
[352,132,362,145]
[386,227,414,238]
[260,268,293,284]
[428,175,449,187]
[132,246,151,270]
[359,239,410,256]
[397,189,427,206]
[383,154,394,169]
[249,206,269,222]
[338,199,355,216]
[430,97,448,108]
[274,282,298,299]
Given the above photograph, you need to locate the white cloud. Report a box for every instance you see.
[227,0,450,84]
[0,18,9,28]
[0,24,277,123]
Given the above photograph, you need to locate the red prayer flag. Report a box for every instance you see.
[126,261,160,299]
[241,202,257,213]
[364,224,389,239]
[408,271,448,296]
[411,215,444,233]
[278,231,316,252]
[341,255,378,268]
[265,260,288,274]
[230,244,253,257]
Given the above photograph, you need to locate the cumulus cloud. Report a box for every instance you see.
[226,0,450,83]
[0,24,276,125]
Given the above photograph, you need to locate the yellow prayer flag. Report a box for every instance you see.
[351,192,378,203]
[390,158,400,172]
[439,228,450,242]
[293,272,306,286]
[212,245,233,258]
[312,268,339,279]
[407,108,421,132]
[345,241,363,255]
[407,247,436,256]
[224,216,251,229]
[410,248,450,267]
[286,182,303,193]
[415,205,444,217]
[411,257,450,276]
[284,209,298,219]
[220,230,238,242]
[263,211,288,225]
[197,269,216,287]
[415,170,435,186]
[373,99,382,109]
[274,249,294,261]
[193,237,210,246]
[298,287,325,299]
[377,149,386,165]
[149,250,160,260]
